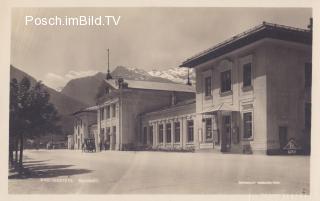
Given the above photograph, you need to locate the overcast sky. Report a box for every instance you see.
[11,7,312,90]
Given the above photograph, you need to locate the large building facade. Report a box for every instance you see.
[71,22,311,155]
[95,79,195,151]
[180,22,312,154]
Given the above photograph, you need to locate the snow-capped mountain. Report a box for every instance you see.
[148,67,195,85]
[61,66,195,106]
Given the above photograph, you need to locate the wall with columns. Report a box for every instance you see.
[141,101,196,149]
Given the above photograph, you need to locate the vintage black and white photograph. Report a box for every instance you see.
[8,7,312,195]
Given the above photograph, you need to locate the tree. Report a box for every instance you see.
[9,77,60,168]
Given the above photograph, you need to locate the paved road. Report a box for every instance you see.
[8,149,309,194]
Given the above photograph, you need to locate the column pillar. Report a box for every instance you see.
[153,122,157,148]
[163,121,167,147]
[179,119,183,147]
[146,125,149,145]
[182,117,188,148]
[171,120,174,147]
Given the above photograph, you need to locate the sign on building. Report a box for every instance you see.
[283,138,302,154]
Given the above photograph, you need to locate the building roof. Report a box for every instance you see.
[72,105,98,115]
[200,103,238,114]
[141,99,196,117]
[104,79,195,93]
[180,22,312,68]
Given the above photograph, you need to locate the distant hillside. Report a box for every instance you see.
[61,66,175,105]
[61,72,106,106]
[10,65,87,135]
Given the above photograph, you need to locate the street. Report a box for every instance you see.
[8,149,309,194]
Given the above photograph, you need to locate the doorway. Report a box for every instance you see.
[221,115,231,152]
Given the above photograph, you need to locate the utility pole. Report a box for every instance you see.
[106,48,113,80]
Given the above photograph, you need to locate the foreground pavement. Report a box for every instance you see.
[8,149,309,194]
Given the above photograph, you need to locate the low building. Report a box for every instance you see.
[72,106,98,150]
[95,78,195,151]
[140,99,196,150]
[180,22,312,154]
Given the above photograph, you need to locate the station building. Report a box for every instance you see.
[95,78,195,151]
[71,22,311,155]
[180,22,312,154]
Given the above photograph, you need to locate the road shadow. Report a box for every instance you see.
[9,159,93,180]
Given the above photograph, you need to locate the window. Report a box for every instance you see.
[221,70,231,93]
[305,62,312,88]
[243,63,252,87]
[100,128,104,141]
[111,104,116,117]
[100,108,104,120]
[149,126,153,144]
[106,106,110,119]
[187,120,194,142]
[205,118,213,141]
[174,122,180,143]
[243,112,253,139]
[158,124,164,143]
[166,123,172,143]
[204,76,212,97]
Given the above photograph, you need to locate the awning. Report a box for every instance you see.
[200,103,238,114]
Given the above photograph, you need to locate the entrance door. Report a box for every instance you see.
[221,115,231,152]
[279,126,288,150]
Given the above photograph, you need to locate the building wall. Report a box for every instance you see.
[97,89,194,150]
[141,102,196,149]
[194,38,311,154]
[120,90,174,150]
[195,39,269,153]
[73,112,97,150]
[266,40,312,153]
[97,99,119,151]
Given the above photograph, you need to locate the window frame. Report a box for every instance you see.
[242,111,253,140]
[166,123,172,143]
[205,118,213,142]
[204,76,212,97]
[174,122,180,143]
[242,62,252,88]
[220,70,232,93]
[187,120,194,143]
[158,124,164,143]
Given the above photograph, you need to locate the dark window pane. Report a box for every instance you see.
[187,120,194,142]
[149,126,153,144]
[243,112,252,139]
[159,124,163,143]
[205,77,212,96]
[166,123,171,143]
[243,63,252,87]
[221,70,231,92]
[174,122,180,143]
[205,118,212,140]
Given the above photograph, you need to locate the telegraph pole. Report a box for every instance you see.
[106,48,113,80]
